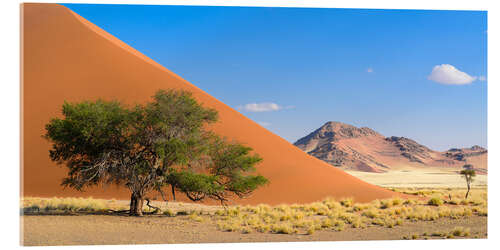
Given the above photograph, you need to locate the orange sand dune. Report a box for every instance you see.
[21,3,398,205]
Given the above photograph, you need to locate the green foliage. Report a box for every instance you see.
[44,100,132,190]
[460,169,476,179]
[44,89,268,212]
[167,171,224,201]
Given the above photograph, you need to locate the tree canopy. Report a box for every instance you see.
[460,164,476,199]
[45,89,268,216]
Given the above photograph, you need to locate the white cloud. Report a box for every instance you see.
[237,102,294,112]
[428,64,477,85]
[366,67,374,73]
[479,76,487,81]
[258,121,271,127]
[238,102,282,112]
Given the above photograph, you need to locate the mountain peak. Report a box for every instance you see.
[314,121,381,140]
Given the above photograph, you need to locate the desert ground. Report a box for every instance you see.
[21,188,487,246]
[22,215,486,246]
[346,169,488,188]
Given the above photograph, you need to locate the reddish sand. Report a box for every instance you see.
[21,3,398,205]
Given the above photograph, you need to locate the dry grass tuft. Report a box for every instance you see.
[22,197,108,213]
[427,197,444,206]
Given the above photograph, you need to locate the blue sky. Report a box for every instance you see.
[62,4,487,151]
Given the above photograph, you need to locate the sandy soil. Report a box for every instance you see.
[346,169,487,188]
[21,215,486,246]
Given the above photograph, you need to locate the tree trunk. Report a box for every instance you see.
[129,193,136,215]
[465,181,471,199]
[129,193,144,216]
[171,185,176,201]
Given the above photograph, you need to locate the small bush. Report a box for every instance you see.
[217,221,241,232]
[306,225,315,235]
[428,197,444,206]
[189,214,204,222]
[214,210,226,216]
[163,209,177,217]
[241,227,252,234]
[340,198,353,207]
[271,224,297,234]
[391,197,403,206]
[431,232,444,237]
[380,199,393,209]
[451,227,470,237]
[362,208,379,218]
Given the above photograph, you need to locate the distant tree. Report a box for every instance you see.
[460,164,476,199]
[44,89,268,216]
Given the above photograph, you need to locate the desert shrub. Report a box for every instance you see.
[189,213,204,222]
[228,207,241,216]
[321,218,334,228]
[395,218,403,226]
[217,221,241,232]
[431,232,445,237]
[255,224,271,233]
[271,223,297,234]
[351,218,365,228]
[379,199,393,209]
[245,215,261,226]
[403,199,418,205]
[279,213,292,221]
[469,197,485,206]
[451,227,470,237]
[289,211,305,220]
[340,198,353,207]
[214,209,226,216]
[306,225,315,235]
[475,206,488,216]
[362,208,379,218]
[391,197,403,206]
[447,198,460,205]
[241,227,252,234]
[322,197,342,209]
[428,197,444,206]
[256,204,271,214]
[163,209,177,217]
[371,218,385,226]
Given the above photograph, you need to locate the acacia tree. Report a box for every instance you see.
[45,89,268,216]
[460,164,476,199]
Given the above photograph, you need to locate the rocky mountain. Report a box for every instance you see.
[294,121,487,173]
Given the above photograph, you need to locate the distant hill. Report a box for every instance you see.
[294,121,487,174]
